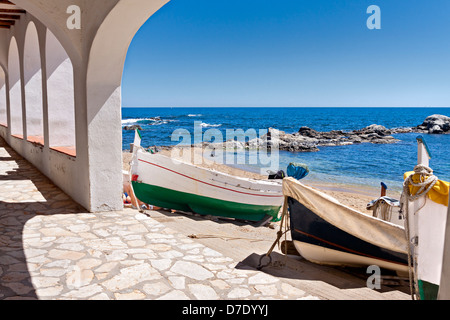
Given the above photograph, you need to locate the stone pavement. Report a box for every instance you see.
[0,138,320,300]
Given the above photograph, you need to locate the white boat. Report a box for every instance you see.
[129,137,284,223]
[402,136,449,300]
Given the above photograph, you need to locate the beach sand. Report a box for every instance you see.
[122,147,401,214]
[121,149,411,299]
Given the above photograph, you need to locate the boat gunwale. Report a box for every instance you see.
[135,149,282,186]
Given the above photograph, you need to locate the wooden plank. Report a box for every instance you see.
[0,9,25,14]
[0,14,20,19]
[0,20,14,25]
[0,25,10,29]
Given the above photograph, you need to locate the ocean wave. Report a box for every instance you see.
[122,117,178,126]
[187,114,202,117]
[200,122,222,128]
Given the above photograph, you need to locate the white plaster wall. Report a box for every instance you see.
[0,14,83,210]
[24,21,43,139]
[0,0,170,212]
[46,29,75,148]
[0,123,6,139]
[8,37,23,137]
[86,0,170,211]
[0,68,6,126]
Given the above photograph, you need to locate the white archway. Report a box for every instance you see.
[0,67,7,126]
[0,0,169,212]
[8,37,23,138]
[85,0,169,211]
[46,29,76,156]
[24,21,43,144]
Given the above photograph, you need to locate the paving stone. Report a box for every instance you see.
[150,259,172,271]
[248,272,279,285]
[102,263,161,291]
[157,290,190,300]
[143,281,171,296]
[62,284,103,299]
[170,261,214,281]
[35,286,64,298]
[114,290,146,300]
[168,276,186,290]
[189,284,219,300]
[48,249,85,261]
[227,287,251,299]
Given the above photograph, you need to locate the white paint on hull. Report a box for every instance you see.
[408,197,448,286]
[293,241,409,274]
[132,150,284,207]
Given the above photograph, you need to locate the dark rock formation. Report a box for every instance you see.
[123,124,143,131]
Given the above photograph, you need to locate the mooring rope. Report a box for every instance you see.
[400,164,438,300]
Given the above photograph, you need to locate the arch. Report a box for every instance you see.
[8,37,23,138]
[46,28,76,156]
[24,21,44,144]
[0,66,7,126]
[85,0,169,211]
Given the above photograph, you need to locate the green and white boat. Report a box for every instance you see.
[402,136,449,300]
[129,134,284,223]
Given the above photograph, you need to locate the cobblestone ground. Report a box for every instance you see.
[0,139,320,300]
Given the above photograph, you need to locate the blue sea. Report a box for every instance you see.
[122,107,450,192]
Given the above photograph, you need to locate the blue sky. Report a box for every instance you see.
[122,0,450,108]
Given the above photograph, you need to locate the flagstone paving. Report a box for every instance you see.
[0,138,321,300]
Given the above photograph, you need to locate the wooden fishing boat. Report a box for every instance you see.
[402,136,449,300]
[284,177,409,274]
[130,145,284,223]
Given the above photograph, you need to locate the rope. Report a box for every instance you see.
[257,197,290,270]
[400,164,438,300]
[187,234,268,242]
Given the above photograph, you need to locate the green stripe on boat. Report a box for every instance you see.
[132,182,282,222]
[418,279,439,300]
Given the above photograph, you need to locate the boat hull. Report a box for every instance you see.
[131,150,284,222]
[288,196,409,273]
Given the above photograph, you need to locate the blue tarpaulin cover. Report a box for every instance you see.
[287,163,309,180]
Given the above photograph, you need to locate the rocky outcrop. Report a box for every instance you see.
[202,125,401,153]
[414,114,450,134]
[161,114,449,153]
[123,124,143,131]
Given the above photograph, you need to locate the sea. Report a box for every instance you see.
[122,107,450,193]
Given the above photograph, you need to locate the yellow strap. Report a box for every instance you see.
[404,171,449,207]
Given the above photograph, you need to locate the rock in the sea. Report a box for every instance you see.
[294,124,399,148]
[123,124,143,131]
[416,114,450,134]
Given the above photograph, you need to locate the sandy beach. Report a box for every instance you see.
[123,147,401,215]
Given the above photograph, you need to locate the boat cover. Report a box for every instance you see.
[282,177,408,254]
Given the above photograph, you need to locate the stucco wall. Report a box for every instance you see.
[0,0,170,212]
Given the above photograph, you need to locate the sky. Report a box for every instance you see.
[122,0,450,108]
